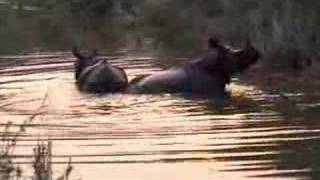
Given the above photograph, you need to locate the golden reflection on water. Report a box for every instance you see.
[0,52,319,180]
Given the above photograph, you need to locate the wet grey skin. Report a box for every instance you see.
[130,38,261,98]
[73,47,129,93]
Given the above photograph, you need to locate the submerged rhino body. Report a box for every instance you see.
[134,64,227,97]
[73,47,128,93]
[131,38,261,97]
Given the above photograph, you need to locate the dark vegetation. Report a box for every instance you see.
[0,94,74,180]
[0,0,319,69]
[1,126,74,180]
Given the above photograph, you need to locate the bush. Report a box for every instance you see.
[1,0,320,67]
[220,0,320,68]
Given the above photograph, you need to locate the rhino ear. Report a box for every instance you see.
[208,37,220,48]
[91,49,99,57]
[72,46,83,59]
[245,39,253,49]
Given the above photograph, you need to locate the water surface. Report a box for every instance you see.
[0,51,319,180]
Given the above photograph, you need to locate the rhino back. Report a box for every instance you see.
[79,62,127,92]
[136,68,190,93]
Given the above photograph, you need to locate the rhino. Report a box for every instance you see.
[73,47,129,93]
[130,38,261,98]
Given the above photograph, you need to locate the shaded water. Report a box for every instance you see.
[0,51,320,180]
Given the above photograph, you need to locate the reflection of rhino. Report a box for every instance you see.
[73,47,129,93]
[130,38,261,97]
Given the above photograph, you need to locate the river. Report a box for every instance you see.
[0,50,319,180]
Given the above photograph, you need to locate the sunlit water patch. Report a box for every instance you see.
[0,52,319,180]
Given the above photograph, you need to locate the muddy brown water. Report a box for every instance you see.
[0,51,319,180]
